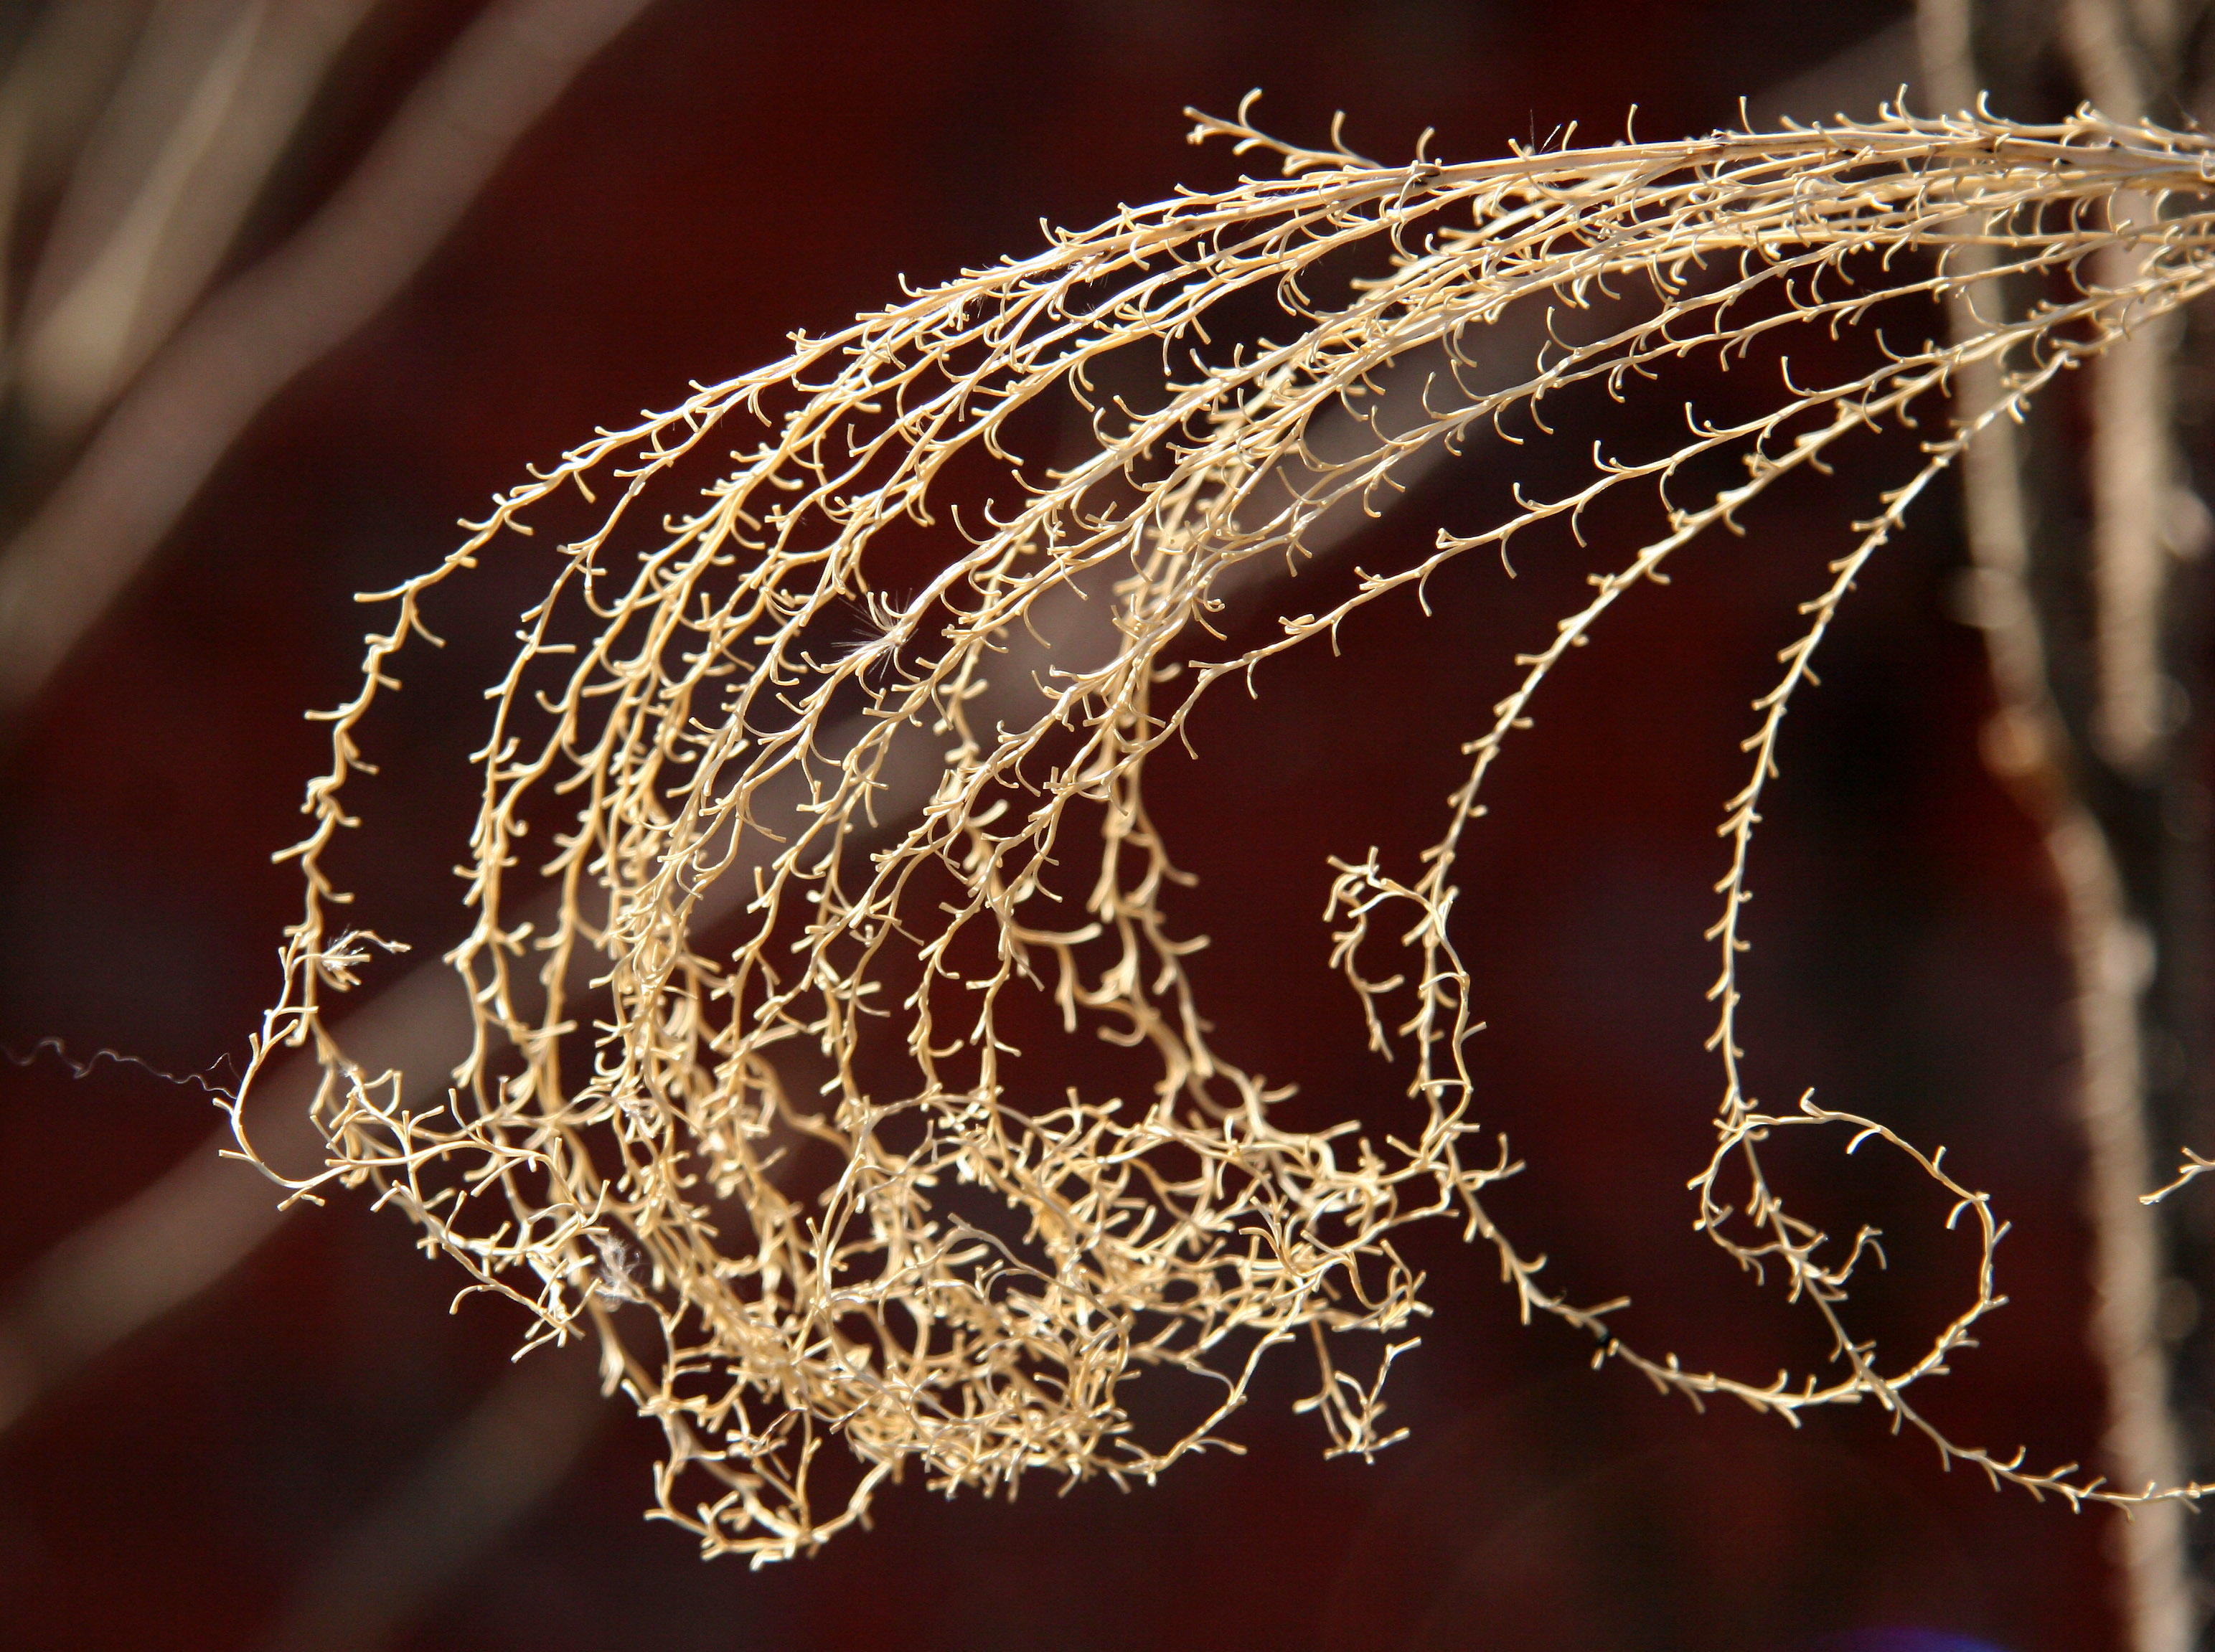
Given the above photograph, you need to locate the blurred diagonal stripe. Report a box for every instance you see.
[12,0,382,443]
[0,0,662,722]
[253,1336,608,1652]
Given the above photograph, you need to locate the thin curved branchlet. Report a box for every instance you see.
[227,99,2215,1561]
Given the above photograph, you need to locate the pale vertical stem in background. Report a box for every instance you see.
[2064,0,2183,773]
[2047,811,2189,1652]
[2086,308,2182,773]
[1920,4,2192,1646]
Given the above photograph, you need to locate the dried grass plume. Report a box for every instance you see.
[232,98,2215,1561]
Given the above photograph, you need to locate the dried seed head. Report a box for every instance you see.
[229,103,2215,1559]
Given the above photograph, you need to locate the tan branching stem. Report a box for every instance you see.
[236,103,2215,1560]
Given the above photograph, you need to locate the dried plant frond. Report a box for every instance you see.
[232,99,2215,1561]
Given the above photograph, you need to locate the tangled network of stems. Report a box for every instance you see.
[232,98,2215,1562]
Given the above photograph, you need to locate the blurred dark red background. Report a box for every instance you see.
[0,2,2183,1648]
